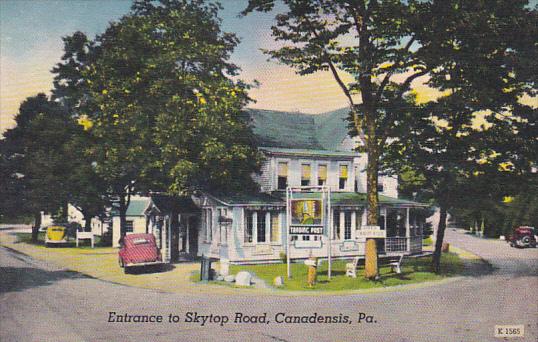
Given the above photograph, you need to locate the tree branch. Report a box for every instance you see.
[375,37,416,105]
[302,14,367,146]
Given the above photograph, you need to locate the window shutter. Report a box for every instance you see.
[318,165,327,180]
[278,162,288,177]
[301,164,311,180]
[339,165,348,178]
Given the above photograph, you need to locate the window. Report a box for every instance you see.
[125,220,134,233]
[277,162,288,190]
[301,164,311,186]
[339,165,348,190]
[257,211,266,243]
[378,215,386,230]
[344,211,352,240]
[245,211,253,243]
[355,211,362,230]
[270,212,280,243]
[205,209,213,241]
[318,164,327,186]
[218,208,228,245]
[377,184,384,193]
[333,211,340,239]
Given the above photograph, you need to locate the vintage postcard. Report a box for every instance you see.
[1,1,536,341]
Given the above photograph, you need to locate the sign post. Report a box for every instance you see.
[286,186,330,280]
[286,188,291,278]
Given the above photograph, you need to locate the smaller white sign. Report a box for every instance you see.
[362,225,381,230]
[355,227,386,239]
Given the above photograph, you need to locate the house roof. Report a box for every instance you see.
[281,191,426,207]
[207,192,285,206]
[148,194,199,213]
[209,191,426,208]
[111,198,150,217]
[247,108,351,152]
[260,147,357,158]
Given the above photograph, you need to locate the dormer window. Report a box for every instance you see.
[318,164,327,186]
[301,164,311,186]
[339,164,348,190]
[277,162,288,190]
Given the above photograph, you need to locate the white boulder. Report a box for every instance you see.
[273,276,284,287]
[219,259,230,276]
[235,271,252,286]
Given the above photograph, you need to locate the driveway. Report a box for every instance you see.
[1,228,536,342]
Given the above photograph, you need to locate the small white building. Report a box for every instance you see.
[40,204,107,237]
[111,197,151,247]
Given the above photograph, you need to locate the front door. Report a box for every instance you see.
[188,216,198,258]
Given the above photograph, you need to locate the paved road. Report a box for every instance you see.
[1,229,537,342]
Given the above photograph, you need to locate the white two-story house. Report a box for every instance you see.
[145,108,427,264]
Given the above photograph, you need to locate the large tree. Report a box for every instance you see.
[83,0,261,238]
[0,94,76,241]
[384,0,537,272]
[51,31,109,231]
[245,0,536,274]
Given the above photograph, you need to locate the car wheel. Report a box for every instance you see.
[522,236,531,247]
[124,266,131,274]
[509,242,515,248]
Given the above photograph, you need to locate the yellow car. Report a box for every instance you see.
[45,225,68,246]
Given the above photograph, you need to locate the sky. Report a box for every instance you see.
[1,0,536,134]
[1,0,356,133]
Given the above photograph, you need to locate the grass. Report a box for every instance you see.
[423,236,433,246]
[216,253,464,291]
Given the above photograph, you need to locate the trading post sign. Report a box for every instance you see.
[289,199,323,235]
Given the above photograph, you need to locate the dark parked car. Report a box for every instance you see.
[118,234,163,273]
[508,226,537,248]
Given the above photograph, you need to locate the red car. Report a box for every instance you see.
[118,234,163,273]
[508,226,537,248]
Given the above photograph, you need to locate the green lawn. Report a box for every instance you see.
[423,236,433,246]
[222,253,463,291]
[15,232,108,248]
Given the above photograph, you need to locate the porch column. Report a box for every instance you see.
[406,207,410,252]
[383,208,387,230]
[252,211,258,243]
[265,211,271,243]
[185,216,190,254]
[351,211,356,239]
[339,211,345,240]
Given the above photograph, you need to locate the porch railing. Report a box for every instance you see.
[384,236,423,254]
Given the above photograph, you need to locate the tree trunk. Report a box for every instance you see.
[60,201,68,222]
[32,212,41,243]
[364,146,380,279]
[432,206,448,273]
[366,153,379,225]
[83,212,92,232]
[118,195,127,239]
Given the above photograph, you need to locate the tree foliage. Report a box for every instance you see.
[384,0,537,272]
[82,0,261,236]
[0,94,77,240]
